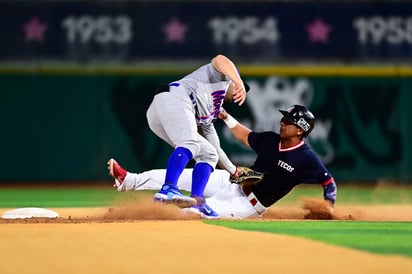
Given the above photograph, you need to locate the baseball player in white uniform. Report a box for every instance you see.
[110,166,258,219]
[143,55,248,218]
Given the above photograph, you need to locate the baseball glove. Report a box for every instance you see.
[230,167,264,186]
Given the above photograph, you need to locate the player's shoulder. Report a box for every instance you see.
[301,143,326,165]
[301,143,316,156]
[184,63,213,78]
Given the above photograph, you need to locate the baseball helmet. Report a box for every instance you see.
[279,105,315,137]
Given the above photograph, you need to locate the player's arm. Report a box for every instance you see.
[322,178,337,206]
[199,124,241,176]
[211,54,247,106]
[218,108,251,147]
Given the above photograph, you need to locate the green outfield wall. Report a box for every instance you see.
[1,65,411,183]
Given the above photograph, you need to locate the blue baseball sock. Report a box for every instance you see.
[191,162,213,198]
[164,147,192,186]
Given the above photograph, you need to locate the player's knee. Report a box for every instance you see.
[195,150,218,167]
[207,156,219,167]
[180,141,201,157]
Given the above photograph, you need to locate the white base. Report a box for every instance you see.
[2,207,59,219]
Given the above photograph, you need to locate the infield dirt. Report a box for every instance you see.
[1,198,412,274]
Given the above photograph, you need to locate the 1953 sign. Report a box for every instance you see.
[62,16,132,44]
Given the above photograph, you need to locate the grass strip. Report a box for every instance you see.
[208,220,412,257]
[0,187,117,207]
[277,184,412,205]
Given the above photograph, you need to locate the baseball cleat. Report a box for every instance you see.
[182,203,220,219]
[107,158,127,189]
[153,184,197,208]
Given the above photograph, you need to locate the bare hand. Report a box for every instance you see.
[231,82,247,106]
[230,166,243,180]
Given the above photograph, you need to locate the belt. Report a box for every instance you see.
[241,185,268,215]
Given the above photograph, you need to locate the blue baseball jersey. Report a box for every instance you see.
[248,131,334,207]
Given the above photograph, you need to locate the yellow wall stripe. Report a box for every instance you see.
[1,64,412,77]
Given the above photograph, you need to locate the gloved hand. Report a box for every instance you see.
[230,167,264,187]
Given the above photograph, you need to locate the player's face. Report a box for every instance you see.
[280,117,302,138]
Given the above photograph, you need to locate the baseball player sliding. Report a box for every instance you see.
[108,104,337,219]
[142,55,248,217]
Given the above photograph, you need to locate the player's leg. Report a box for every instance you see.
[131,165,228,197]
[125,167,230,195]
[146,93,174,146]
[182,136,221,218]
[118,169,194,192]
[202,169,231,197]
[159,97,199,189]
[205,184,260,219]
[109,156,230,195]
[147,93,198,207]
[190,135,218,198]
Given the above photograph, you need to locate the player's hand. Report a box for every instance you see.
[231,82,247,106]
[218,108,228,120]
[230,166,243,180]
[230,167,264,186]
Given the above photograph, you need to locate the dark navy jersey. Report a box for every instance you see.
[248,131,334,207]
